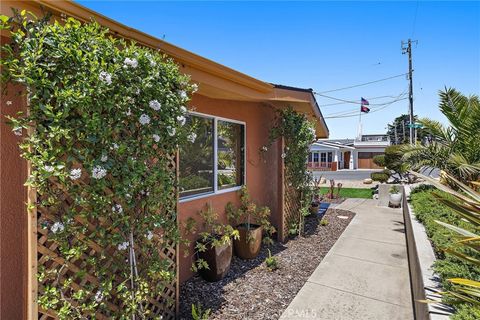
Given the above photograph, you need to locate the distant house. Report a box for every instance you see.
[308,134,390,171]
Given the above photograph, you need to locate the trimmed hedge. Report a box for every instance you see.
[371,172,389,183]
[410,188,480,319]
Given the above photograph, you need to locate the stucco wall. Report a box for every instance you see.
[178,94,281,283]
[0,78,28,319]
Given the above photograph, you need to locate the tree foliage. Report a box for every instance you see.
[403,89,480,184]
[387,113,428,145]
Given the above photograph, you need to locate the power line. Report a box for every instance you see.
[324,97,407,119]
[315,73,407,94]
[323,88,408,116]
[320,94,406,107]
[316,92,408,107]
[324,88,409,118]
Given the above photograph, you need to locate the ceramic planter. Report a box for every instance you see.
[389,192,402,207]
[197,237,232,282]
[234,223,262,259]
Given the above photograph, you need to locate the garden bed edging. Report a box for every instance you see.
[403,185,452,320]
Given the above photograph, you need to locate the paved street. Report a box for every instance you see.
[312,170,381,181]
[280,198,413,320]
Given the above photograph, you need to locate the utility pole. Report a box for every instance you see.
[402,39,417,144]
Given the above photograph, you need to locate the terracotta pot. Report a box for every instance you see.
[234,224,262,259]
[197,237,232,282]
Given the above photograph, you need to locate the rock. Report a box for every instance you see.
[363,178,373,184]
[320,177,326,184]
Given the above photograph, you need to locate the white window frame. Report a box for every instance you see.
[179,111,247,203]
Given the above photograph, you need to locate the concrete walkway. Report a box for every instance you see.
[280,198,413,320]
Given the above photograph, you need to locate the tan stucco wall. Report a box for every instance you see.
[178,94,282,283]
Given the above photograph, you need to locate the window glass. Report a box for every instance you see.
[179,115,214,198]
[308,153,313,162]
[321,153,326,163]
[327,152,333,162]
[217,120,245,190]
[313,153,319,162]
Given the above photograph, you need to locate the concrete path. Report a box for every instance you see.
[280,198,413,320]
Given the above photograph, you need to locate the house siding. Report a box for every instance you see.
[178,95,281,283]
[0,77,28,319]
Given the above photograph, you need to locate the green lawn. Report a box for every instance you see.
[318,187,373,199]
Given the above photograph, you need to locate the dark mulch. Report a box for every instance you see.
[179,208,355,320]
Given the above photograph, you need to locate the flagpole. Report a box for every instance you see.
[357,99,362,141]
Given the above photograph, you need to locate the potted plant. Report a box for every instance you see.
[389,185,402,207]
[193,204,239,282]
[310,193,321,215]
[226,186,275,259]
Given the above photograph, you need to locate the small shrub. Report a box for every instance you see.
[371,172,389,183]
[265,249,279,271]
[382,169,391,175]
[389,185,400,194]
[373,154,386,167]
[288,221,299,236]
[191,302,211,320]
[320,218,329,226]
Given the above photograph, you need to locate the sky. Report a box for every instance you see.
[77,1,480,139]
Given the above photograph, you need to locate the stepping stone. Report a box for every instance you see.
[337,215,349,219]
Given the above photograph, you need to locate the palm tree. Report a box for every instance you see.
[403,88,480,184]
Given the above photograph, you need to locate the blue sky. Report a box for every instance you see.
[77,1,479,139]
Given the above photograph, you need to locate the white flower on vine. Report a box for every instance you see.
[51,221,65,234]
[135,88,141,95]
[167,126,176,137]
[99,71,112,85]
[177,115,186,126]
[6,101,12,106]
[112,204,123,214]
[45,165,54,172]
[150,59,156,67]
[146,231,154,241]
[153,134,160,142]
[125,193,131,199]
[180,106,187,114]
[94,290,103,303]
[125,108,132,116]
[13,127,22,136]
[117,241,129,251]
[101,155,108,162]
[149,100,161,111]
[187,132,197,143]
[111,143,119,150]
[179,90,188,100]
[261,146,268,152]
[139,114,150,125]
[92,166,107,179]
[123,57,138,68]
[191,83,199,93]
[281,153,287,159]
[69,168,82,180]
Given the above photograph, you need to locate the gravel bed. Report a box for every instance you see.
[179,208,355,319]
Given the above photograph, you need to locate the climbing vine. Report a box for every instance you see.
[261,107,316,235]
[1,11,195,318]
[263,107,316,190]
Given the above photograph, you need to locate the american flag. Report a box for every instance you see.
[361,97,370,113]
